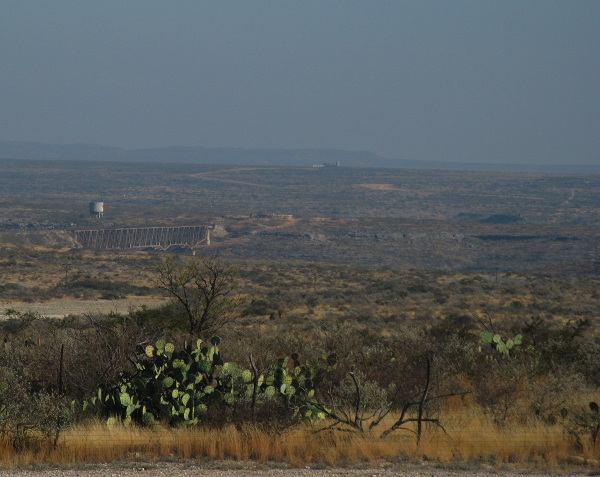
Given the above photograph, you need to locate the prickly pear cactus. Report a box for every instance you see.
[248,352,334,422]
[85,340,331,426]
[480,331,523,358]
[87,337,243,426]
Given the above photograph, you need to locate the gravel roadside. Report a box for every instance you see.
[0,462,590,477]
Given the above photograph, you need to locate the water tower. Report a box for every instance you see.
[89,201,104,219]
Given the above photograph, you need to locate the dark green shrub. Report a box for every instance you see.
[564,401,600,452]
[0,365,71,449]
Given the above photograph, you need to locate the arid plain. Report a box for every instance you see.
[0,159,598,472]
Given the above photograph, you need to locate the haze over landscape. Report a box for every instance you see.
[1,1,599,170]
[1,3,600,470]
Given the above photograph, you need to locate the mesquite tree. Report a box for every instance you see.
[156,255,239,337]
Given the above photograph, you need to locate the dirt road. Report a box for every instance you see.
[0,298,168,319]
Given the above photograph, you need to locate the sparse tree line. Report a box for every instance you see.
[0,255,598,455]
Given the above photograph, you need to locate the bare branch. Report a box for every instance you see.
[348,372,362,429]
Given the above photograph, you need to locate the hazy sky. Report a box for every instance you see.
[1,1,598,165]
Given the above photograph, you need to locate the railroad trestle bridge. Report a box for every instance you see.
[72,225,211,250]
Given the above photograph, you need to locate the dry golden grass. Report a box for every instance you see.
[0,404,597,469]
[421,407,569,465]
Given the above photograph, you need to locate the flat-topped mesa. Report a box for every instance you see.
[72,225,211,250]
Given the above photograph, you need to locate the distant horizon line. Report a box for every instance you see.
[0,139,597,173]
